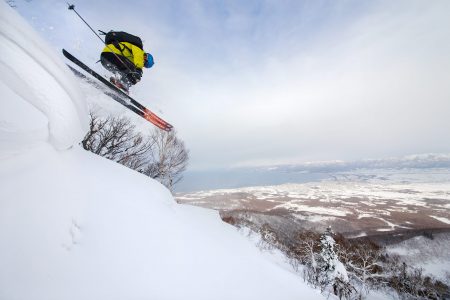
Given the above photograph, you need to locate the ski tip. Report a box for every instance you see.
[158,123,173,132]
[143,111,173,132]
[62,49,71,58]
[157,122,173,132]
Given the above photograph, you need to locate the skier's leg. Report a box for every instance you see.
[100,52,121,73]
[100,53,130,92]
[121,68,143,88]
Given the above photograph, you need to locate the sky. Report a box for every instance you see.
[13,0,450,171]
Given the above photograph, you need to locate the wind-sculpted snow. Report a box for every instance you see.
[0,1,87,151]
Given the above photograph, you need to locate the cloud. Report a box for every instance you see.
[161,0,450,169]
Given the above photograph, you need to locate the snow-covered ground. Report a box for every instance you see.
[387,233,450,283]
[177,168,450,285]
[178,168,450,211]
[177,168,450,233]
[0,3,324,299]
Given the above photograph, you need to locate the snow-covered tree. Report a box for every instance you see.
[317,226,351,297]
[257,223,288,253]
[319,226,337,275]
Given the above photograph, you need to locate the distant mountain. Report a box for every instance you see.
[177,154,450,192]
[259,153,450,173]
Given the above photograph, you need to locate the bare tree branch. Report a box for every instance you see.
[82,112,189,191]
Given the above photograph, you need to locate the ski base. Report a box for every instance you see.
[62,49,173,131]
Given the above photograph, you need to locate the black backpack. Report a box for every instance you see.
[104,31,143,50]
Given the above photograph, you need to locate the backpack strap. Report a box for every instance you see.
[103,30,134,54]
[119,42,133,53]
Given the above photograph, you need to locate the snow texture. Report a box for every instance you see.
[319,232,348,282]
[0,1,87,151]
[0,3,323,300]
[387,233,450,283]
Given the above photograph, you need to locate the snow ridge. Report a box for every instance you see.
[0,1,87,150]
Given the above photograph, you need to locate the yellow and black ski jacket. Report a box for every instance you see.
[102,41,145,70]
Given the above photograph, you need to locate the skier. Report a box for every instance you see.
[100,31,154,92]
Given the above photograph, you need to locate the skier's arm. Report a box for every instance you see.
[131,45,145,69]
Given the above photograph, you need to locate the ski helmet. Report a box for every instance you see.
[144,53,154,68]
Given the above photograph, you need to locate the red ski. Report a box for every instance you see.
[63,49,173,131]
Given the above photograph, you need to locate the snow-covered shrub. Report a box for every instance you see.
[292,230,321,277]
[223,214,449,300]
[256,223,282,251]
[333,276,355,300]
[342,238,384,297]
[387,261,449,299]
[294,231,321,266]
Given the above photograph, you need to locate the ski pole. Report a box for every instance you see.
[67,4,135,75]
[67,4,105,45]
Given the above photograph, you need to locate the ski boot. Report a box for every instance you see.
[110,77,129,94]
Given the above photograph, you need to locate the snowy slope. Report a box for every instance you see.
[0,2,87,151]
[0,3,323,299]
